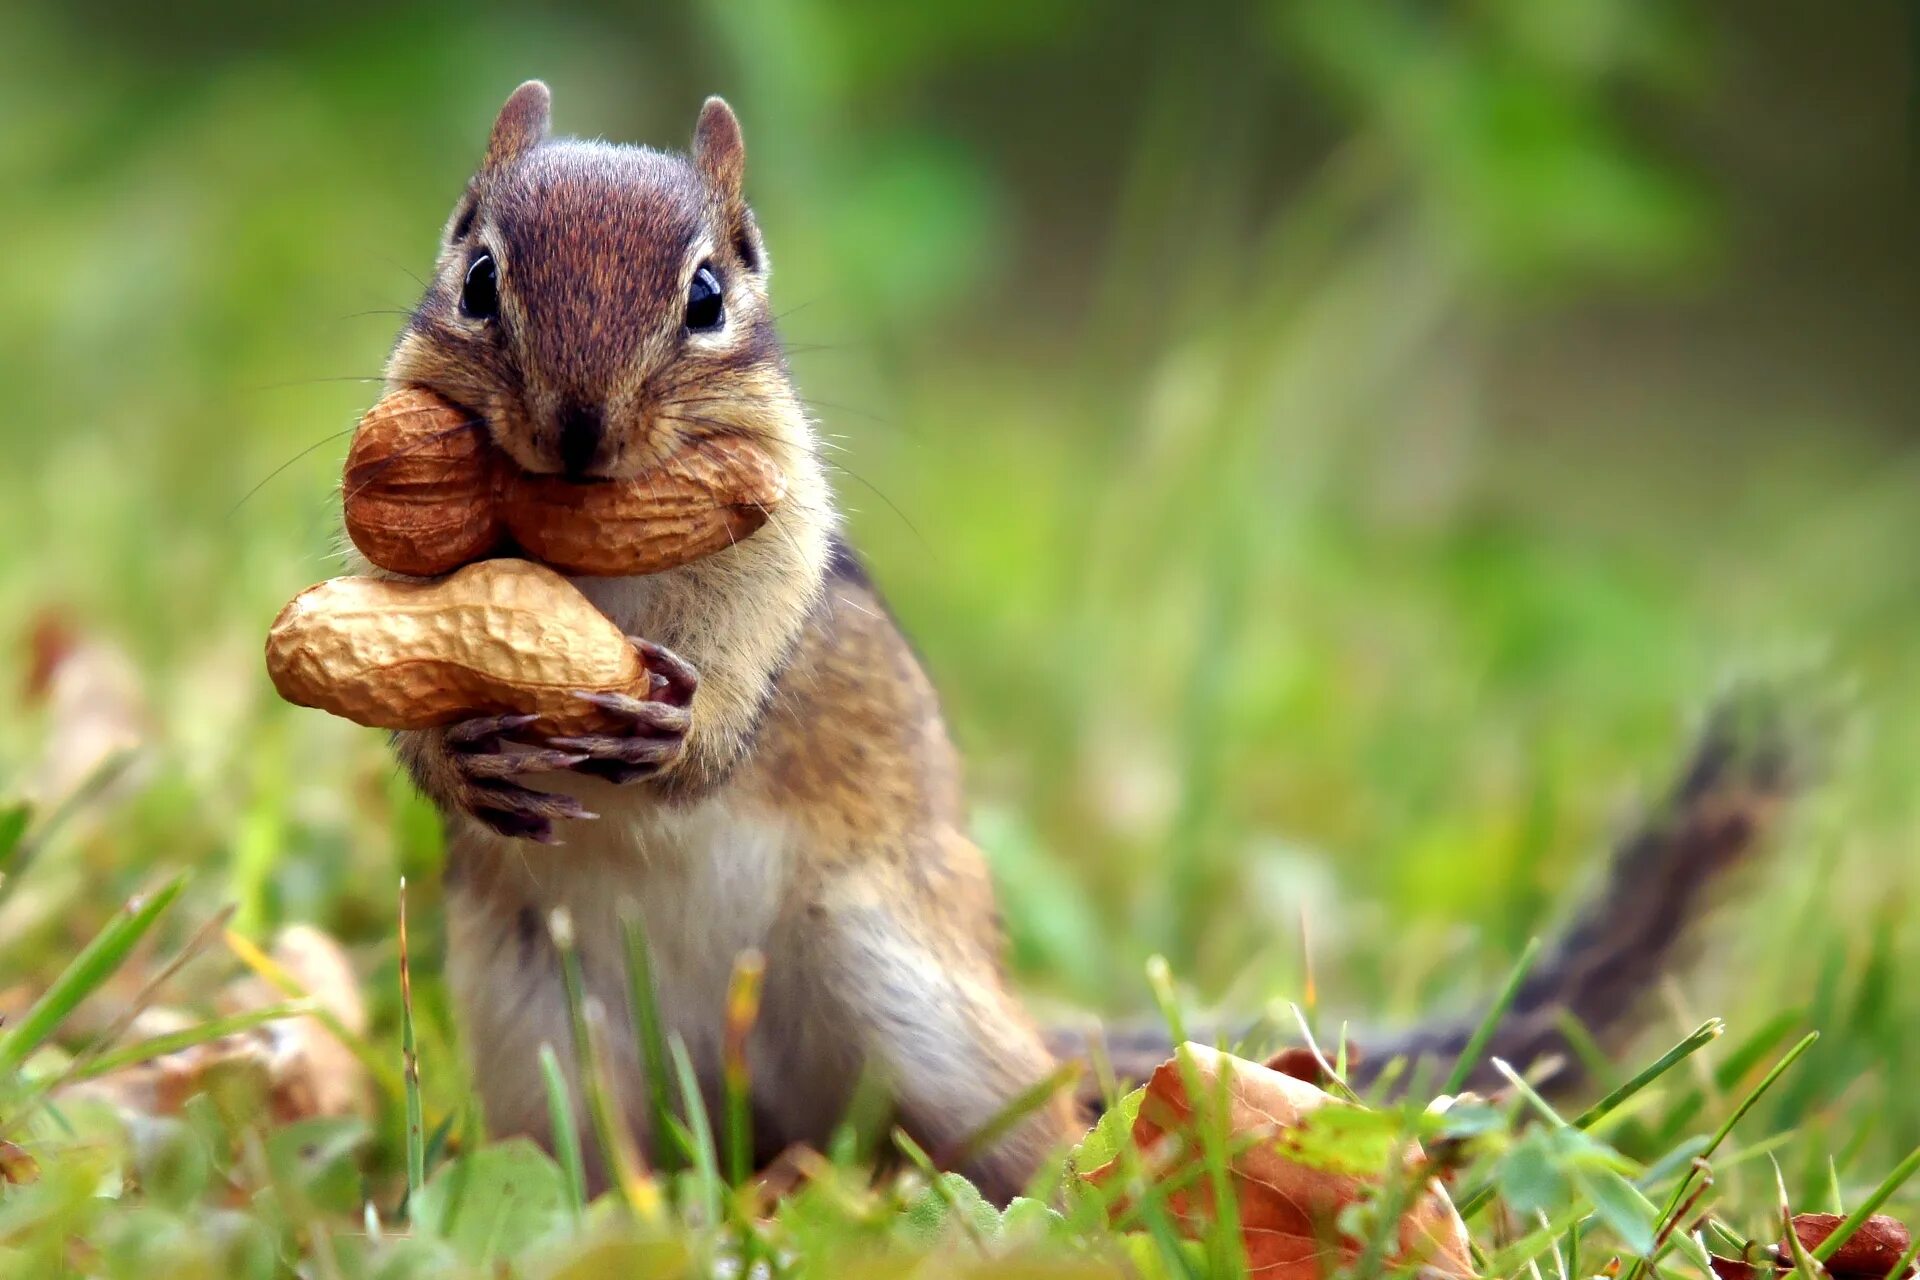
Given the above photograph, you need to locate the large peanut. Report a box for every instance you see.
[265,559,654,734]
[341,389,785,578]
[341,388,503,577]
[502,437,785,575]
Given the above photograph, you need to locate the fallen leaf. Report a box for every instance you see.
[19,608,149,811]
[1265,1046,1337,1086]
[220,924,369,1121]
[1709,1255,1763,1280]
[1786,1213,1913,1279]
[0,1139,38,1186]
[66,925,368,1124]
[1082,1043,1475,1280]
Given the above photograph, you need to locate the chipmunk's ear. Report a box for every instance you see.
[484,81,551,172]
[692,96,746,204]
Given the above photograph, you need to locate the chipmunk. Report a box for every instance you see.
[368,82,1812,1204]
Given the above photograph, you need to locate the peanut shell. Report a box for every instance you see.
[502,437,786,576]
[265,559,650,734]
[339,388,785,577]
[341,388,503,577]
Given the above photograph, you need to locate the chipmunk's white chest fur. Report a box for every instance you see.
[444,792,807,1144]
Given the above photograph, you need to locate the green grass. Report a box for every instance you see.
[5,3,1920,1274]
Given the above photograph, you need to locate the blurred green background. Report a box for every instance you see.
[3,0,1919,1183]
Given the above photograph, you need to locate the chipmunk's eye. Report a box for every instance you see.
[685,263,723,332]
[461,252,499,320]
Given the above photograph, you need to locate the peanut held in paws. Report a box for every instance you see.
[264,559,657,734]
[341,387,786,577]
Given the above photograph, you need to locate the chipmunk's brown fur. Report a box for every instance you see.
[368,83,1813,1204]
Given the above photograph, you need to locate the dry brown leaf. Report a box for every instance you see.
[1265,1045,1347,1087]
[1786,1213,1914,1279]
[67,925,369,1125]
[219,924,368,1121]
[751,1143,834,1217]
[1709,1255,1764,1280]
[0,1139,38,1187]
[1084,1043,1474,1280]
[1707,1213,1916,1280]
[62,1031,274,1118]
[19,607,149,812]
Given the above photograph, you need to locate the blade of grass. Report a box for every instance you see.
[538,1043,587,1222]
[1622,1032,1820,1280]
[620,909,683,1173]
[1572,1020,1725,1131]
[826,1065,895,1172]
[399,878,425,1206]
[1148,955,1246,1278]
[1555,1010,1620,1099]
[1492,1057,1569,1126]
[0,804,30,879]
[1538,1209,1574,1280]
[722,949,764,1189]
[1443,937,1542,1096]
[1700,1218,1746,1255]
[667,1036,723,1229]
[1187,1040,1249,1280]
[1656,1010,1802,1145]
[550,908,658,1222]
[1493,1058,1712,1273]
[0,871,186,1079]
[1144,955,1188,1046]
[0,902,244,1129]
[1651,1162,1715,1259]
[224,928,403,1101]
[1096,1130,1297,1280]
[0,749,139,913]
[1638,1134,1712,1188]
[68,1000,315,1081]
[69,903,239,1075]
[1777,1160,1824,1280]
[1349,1123,1429,1280]
[892,1129,990,1253]
[1810,1144,1920,1263]
[1700,1031,1819,1167]
[1486,1200,1593,1276]
[1289,1002,1359,1101]
[423,1109,459,1176]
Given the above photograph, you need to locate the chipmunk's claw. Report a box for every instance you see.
[628,636,698,706]
[446,712,599,841]
[552,680,692,786]
[460,748,590,779]
[440,639,698,828]
[563,691,690,734]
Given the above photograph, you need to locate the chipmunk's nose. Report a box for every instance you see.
[556,402,604,480]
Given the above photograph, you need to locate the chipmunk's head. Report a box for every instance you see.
[391,82,800,482]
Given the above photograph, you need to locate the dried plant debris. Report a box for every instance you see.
[1080,1043,1475,1280]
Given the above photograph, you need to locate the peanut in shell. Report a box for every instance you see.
[502,437,785,575]
[341,388,503,577]
[340,388,785,578]
[265,559,652,734]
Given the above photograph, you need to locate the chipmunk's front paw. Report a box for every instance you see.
[550,637,697,785]
[446,712,598,843]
